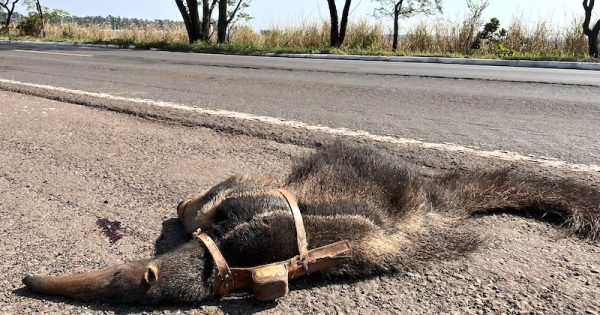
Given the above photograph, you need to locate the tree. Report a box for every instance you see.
[373,0,442,51]
[21,0,44,36]
[175,0,202,43]
[0,0,19,33]
[176,0,249,44]
[326,0,352,47]
[46,8,68,24]
[201,0,218,40]
[583,0,600,57]
[217,0,226,43]
[34,0,43,36]
[217,0,251,44]
[470,17,509,55]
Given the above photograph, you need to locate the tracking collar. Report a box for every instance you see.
[193,188,353,301]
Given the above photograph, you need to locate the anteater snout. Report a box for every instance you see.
[22,274,38,291]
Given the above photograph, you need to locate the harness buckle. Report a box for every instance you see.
[251,263,289,301]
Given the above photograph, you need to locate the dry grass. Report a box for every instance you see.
[38,23,189,46]
[259,23,329,49]
[392,16,588,59]
[3,16,592,61]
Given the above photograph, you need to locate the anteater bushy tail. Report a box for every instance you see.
[427,170,600,240]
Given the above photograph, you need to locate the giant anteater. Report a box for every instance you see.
[23,143,600,304]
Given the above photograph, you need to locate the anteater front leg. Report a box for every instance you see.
[177,190,223,234]
[177,175,278,234]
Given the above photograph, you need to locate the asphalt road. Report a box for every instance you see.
[0,41,599,166]
[2,91,599,314]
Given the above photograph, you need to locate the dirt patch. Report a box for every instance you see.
[0,91,598,314]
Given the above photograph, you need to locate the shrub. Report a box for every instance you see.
[17,15,43,36]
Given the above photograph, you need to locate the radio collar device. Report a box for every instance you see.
[193,188,353,301]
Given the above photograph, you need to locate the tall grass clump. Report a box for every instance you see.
[343,20,388,51]
[229,26,261,48]
[500,16,587,59]
[562,17,587,57]
[260,22,329,49]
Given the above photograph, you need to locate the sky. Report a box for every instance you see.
[18,1,596,30]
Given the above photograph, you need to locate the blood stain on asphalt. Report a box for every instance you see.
[96,218,125,244]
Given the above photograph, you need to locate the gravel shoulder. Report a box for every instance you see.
[0,91,599,314]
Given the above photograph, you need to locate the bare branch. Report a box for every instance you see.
[0,0,19,11]
[583,0,600,35]
[339,0,352,44]
[209,0,218,15]
[583,0,593,34]
[226,0,245,24]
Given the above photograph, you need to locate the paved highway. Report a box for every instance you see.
[3,90,598,314]
[1,41,599,165]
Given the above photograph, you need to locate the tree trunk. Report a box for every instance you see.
[35,0,45,37]
[3,11,12,31]
[583,0,600,57]
[392,1,404,52]
[217,0,227,44]
[175,0,202,43]
[326,0,340,47]
[392,11,399,51]
[338,0,351,46]
[188,0,201,42]
[326,0,351,48]
[201,0,211,40]
[588,31,599,58]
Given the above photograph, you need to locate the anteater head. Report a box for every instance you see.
[23,240,215,304]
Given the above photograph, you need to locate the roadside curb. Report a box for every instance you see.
[266,53,600,71]
[2,39,600,71]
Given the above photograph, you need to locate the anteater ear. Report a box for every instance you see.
[144,264,159,286]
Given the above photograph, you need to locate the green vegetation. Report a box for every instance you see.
[0,14,596,62]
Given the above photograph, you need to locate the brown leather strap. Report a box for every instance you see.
[193,189,353,297]
[194,229,232,282]
[287,240,352,279]
[277,188,309,269]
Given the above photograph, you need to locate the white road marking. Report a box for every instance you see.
[0,78,598,173]
[12,49,93,57]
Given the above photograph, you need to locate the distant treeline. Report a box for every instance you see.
[55,15,183,30]
[1,11,182,30]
